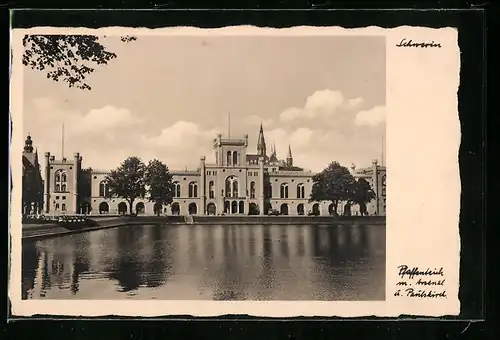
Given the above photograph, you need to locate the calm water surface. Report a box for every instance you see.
[22,224,385,300]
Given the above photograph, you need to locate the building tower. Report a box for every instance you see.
[24,134,34,153]
[286,144,293,167]
[257,123,267,157]
[44,152,51,213]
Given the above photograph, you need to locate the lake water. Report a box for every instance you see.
[22,224,386,300]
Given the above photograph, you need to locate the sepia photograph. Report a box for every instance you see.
[20,32,386,301]
[10,25,460,317]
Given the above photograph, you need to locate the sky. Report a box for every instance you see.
[22,34,386,173]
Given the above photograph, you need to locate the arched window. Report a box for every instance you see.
[225,177,232,197]
[99,181,109,197]
[232,151,238,165]
[209,181,215,199]
[188,182,198,198]
[54,170,67,193]
[268,183,273,198]
[226,151,232,165]
[55,203,60,210]
[173,182,181,197]
[280,183,289,199]
[250,181,256,199]
[232,180,239,198]
[61,203,66,211]
[297,183,305,199]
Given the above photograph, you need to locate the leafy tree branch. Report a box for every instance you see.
[22,34,136,90]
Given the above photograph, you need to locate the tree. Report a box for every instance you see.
[145,159,174,216]
[106,157,146,215]
[22,34,137,90]
[309,161,356,216]
[350,178,376,216]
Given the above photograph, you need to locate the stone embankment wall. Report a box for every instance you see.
[21,215,385,240]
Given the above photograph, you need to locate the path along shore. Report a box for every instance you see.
[21,215,386,241]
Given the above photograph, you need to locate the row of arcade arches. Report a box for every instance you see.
[93,201,337,216]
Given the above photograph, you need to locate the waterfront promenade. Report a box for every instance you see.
[21,215,386,240]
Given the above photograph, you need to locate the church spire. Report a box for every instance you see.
[257,123,267,157]
[286,144,293,167]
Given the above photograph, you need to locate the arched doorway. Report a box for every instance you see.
[224,201,230,214]
[280,203,289,215]
[312,203,320,216]
[297,203,305,215]
[188,203,197,215]
[207,203,216,215]
[171,202,180,215]
[136,202,145,215]
[99,202,109,214]
[81,202,92,214]
[239,201,245,214]
[231,201,238,214]
[153,202,162,216]
[249,203,259,215]
[118,202,128,215]
[343,202,352,216]
[328,203,334,215]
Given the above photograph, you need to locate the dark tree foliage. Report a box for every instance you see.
[350,178,376,216]
[309,161,356,216]
[145,159,174,216]
[106,157,146,215]
[22,34,136,90]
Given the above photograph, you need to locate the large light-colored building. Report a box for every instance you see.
[37,125,386,217]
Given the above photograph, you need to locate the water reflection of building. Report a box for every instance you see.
[23,224,385,300]
[35,124,386,217]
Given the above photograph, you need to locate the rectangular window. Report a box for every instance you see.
[62,196,66,200]
[56,196,59,199]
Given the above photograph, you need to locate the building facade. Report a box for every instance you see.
[37,125,386,217]
[349,160,387,215]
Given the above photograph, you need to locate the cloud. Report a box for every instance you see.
[27,97,143,136]
[74,106,143,133]
[345,97,364,110]
[243,114,273,128]
[24,95,384,174]
[279,89,365,123]
[139,121,222,170]
[355,105,386,126]
[145,121,216,148]
[289,128,314,147]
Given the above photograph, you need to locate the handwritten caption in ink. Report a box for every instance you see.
[393,265,447,299]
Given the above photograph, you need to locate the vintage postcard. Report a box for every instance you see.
[9,25,460,317]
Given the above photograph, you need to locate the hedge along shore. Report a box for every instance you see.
[21,215,386,241]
